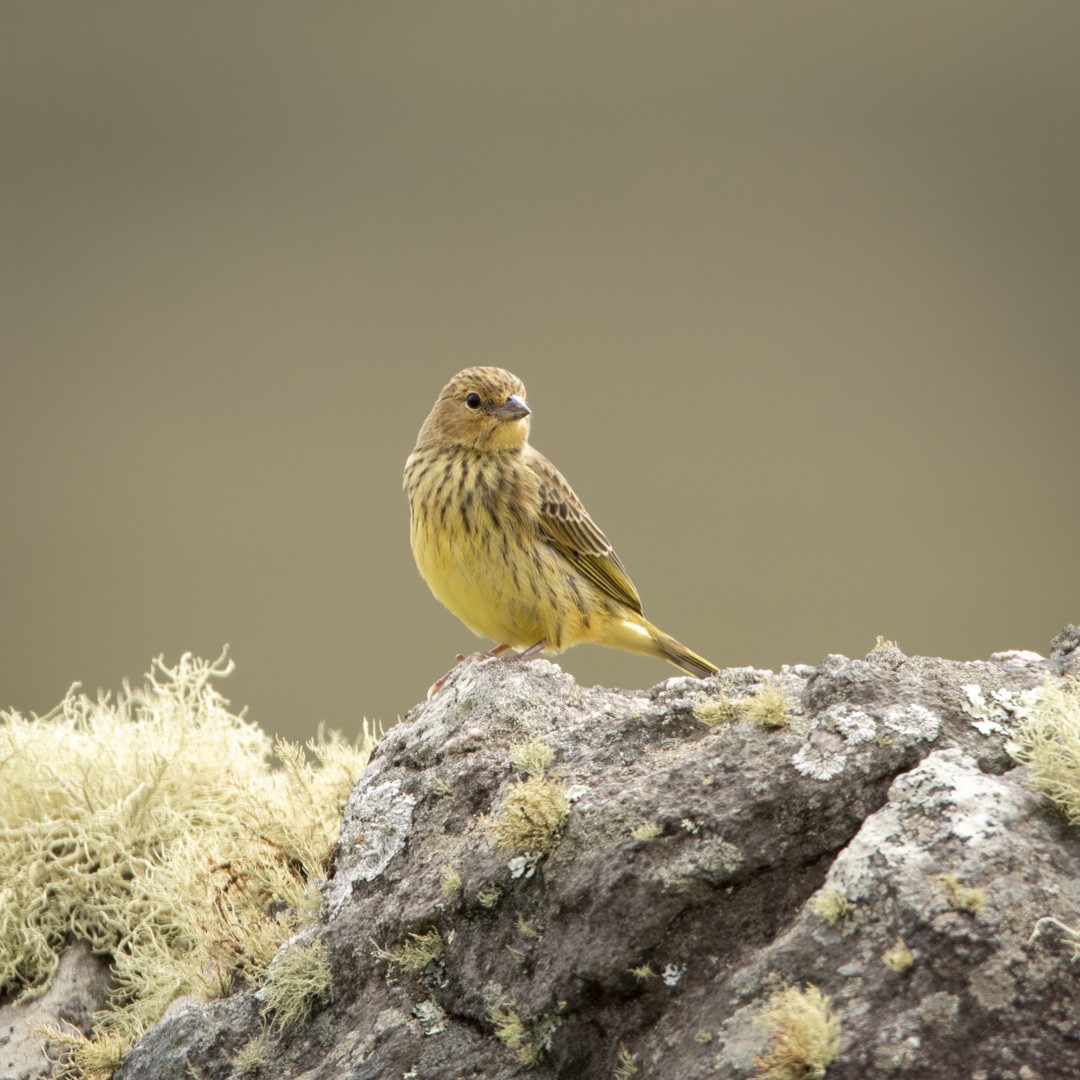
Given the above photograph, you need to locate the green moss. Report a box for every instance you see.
[0,652,378,1077]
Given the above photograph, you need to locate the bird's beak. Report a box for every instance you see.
[492,395,531,422]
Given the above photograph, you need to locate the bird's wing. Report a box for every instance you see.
[527,449,644,615]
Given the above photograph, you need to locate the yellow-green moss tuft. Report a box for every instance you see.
[229,1030,272,1074]
[753,983,842,1079]
[613,1043,639,1078]
[938,874,985,915]
[263,937,333,1031]
[694,695,737,728]
[881,938,914,973]
[483,776,569,857]
[509,740,554,778]
[489,1003,558,1067]
[809,890,852,927]
[372,928,445,975]
[744,685,791,729]
[440,868,464,900]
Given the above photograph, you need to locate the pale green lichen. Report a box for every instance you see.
[263,937,333,1031]
[1012,678,1080,823]
[630,821,664,842]
[0,651,377,1077]
[489,1003,559,1067]
[440,868,464,899]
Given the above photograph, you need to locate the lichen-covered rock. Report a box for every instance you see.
[112,640,1080,1080]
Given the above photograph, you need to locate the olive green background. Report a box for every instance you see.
[3,3,1078,741]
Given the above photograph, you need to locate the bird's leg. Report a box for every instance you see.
[502,641,546,663]
[427,644,515,698]
[456,643,514,663]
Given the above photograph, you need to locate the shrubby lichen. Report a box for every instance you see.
[0,651,378,1077]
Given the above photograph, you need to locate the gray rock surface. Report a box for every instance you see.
[98,641,1080,1077]
[1,943,111,1080]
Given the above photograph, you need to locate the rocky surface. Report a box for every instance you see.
[41,634,1080,1077]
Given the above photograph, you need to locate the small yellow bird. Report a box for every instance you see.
[404,367,718,683]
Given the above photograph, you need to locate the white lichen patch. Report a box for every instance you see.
[881,703,941,741]
[793,704,878,780]
[662,963,686,987]
[413,998,448,1035]
[325,780,417,917]
[961,683,1043,736]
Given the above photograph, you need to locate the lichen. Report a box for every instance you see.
[0,652,377,1077]
[1012,678,1080,824]
[262,936,333,1030]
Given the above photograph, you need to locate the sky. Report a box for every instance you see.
[3,3,1078,741]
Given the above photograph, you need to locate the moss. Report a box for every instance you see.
[1013,678,1080,825]
[440,868,464,900]
[881,938,914,974]
[0,652,378,1077]
[613,1043,639,1078]
[489,1003,559,1067]
[477,884,503,909]
[744,684,791,729]
[229,1031,272,1074]
[694,695,737,728]
[809,890,851,927]
[630,821,664,842]
[372,928,444,975]
[508,740,554,778]
[753,983,842,1080]
[263,937,333,1031]
[483,775,569,857]
[938,874,985,915]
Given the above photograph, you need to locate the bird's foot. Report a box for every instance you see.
[426,644,516,698]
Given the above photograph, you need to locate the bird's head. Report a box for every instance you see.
[418,367,532,452]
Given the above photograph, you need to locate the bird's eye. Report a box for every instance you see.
[465,392,482,410]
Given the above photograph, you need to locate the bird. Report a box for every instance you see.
[403,366,718,687]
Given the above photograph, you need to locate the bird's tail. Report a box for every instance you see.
[605,616,719,679]
[648,624,719,679]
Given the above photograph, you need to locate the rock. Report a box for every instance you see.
[0,943,111,1080]
[98,638,1080,1079]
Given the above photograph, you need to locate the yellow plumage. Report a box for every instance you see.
[403,367,717,680]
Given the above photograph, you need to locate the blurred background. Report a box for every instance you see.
[3,3,1078,742]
